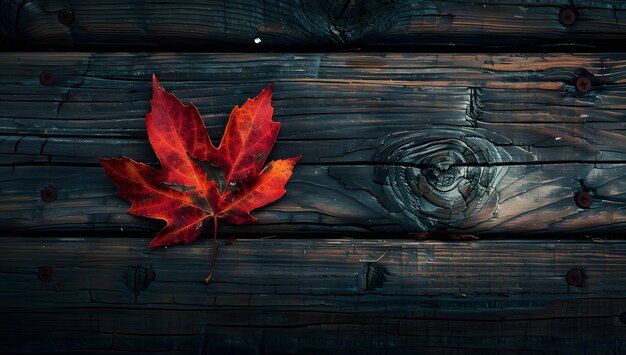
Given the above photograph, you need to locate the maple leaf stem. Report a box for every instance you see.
[203,215,218,284]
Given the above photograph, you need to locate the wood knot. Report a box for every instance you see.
[299,0,398,43]
[375,129,509,230]
[124,265,155,298]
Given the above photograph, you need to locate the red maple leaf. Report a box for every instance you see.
[99,75,300,282]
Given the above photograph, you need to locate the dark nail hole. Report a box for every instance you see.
[559,8,576,26]
[39,71,55,86]
[575,76,592,94]
[574,191,592,209]
[41,186,57,202]
[566,269,584,287]
[57,9,74,25]
[619,313,626,325]
[38,265,53,283]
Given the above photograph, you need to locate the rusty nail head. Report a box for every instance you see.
[620,313,626,325]
[41,186,57,202]
[559,8,576,26]
[57,9,74,25]
[575,191,592,208]
[38,265,53,283]
[566,269,584,286]
[39,71,55,86]
[576,76,592,93]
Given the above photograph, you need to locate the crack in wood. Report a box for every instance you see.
[123,265,156,303]
[13,0,29,41]
[358,261,387,292]
[465,87,481,127]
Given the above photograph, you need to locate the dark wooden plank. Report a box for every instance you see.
[0,52,625,167]
[3,1,626,49]
[1,52,625,141]
[0,52,625,235]
[1,163,625,235]
[0,237,625,353]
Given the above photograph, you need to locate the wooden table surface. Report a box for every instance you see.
[1,1,625,353]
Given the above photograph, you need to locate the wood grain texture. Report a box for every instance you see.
[0,52,625,235]
[2,0,626,49]
[0,237,625,353]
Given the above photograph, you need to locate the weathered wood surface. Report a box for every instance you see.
[0,237,624,353]
[1,52,625,236]
[2,0,626,50]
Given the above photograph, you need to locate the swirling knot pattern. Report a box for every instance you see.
[375,130,509,230]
